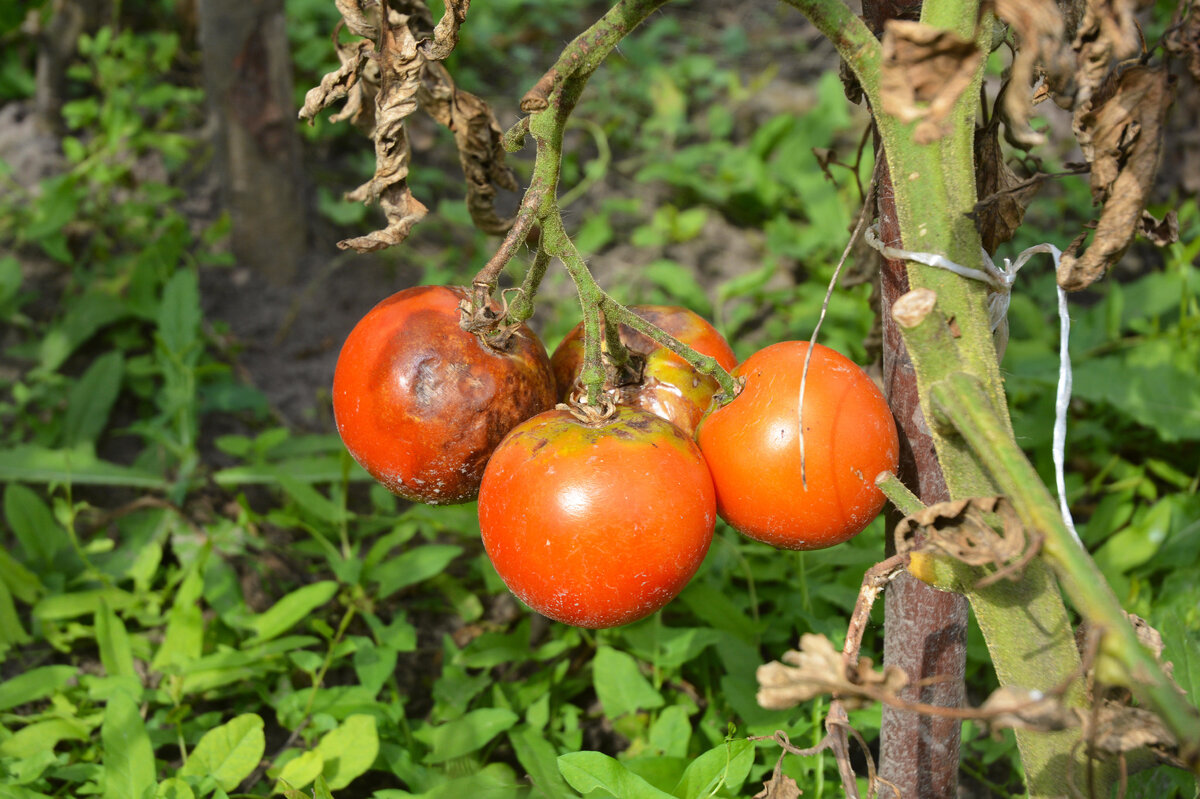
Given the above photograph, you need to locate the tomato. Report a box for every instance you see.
[332,285,556,505]
[478,406,716,628]
[697,341,899,550]
[550,305,738,436]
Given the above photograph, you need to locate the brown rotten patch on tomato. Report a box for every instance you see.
[332,285,556,505]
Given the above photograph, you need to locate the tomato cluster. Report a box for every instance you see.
[333,287,899,628]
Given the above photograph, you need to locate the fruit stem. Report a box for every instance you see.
[875,471,924,517]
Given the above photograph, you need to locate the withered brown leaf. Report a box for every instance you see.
[973,118,1038,253]
[419,61,518,235]
[1139,209,1179,246]
[338,17,428,253]
[1058,65,1175,291]
[979,686,1077,733]
[753,771,802,799]
[757,633,908,711]
[894,496,1035,585]
[298,39,374,126]
[993,0,1074,148]
[880,20,983,144]
[1084,702,1178,755]
[1165,3,1200,84]
[1072,0,1144,108]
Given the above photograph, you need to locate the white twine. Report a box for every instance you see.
[864,223,1081,544]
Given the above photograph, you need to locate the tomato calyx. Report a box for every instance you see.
[458,285,525,352]
[708,375,747,409]
[555,398,618,426]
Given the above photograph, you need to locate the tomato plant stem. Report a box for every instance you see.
[932,373,1200,769]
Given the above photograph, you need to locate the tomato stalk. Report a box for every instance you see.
[786,0,1200,789]
[468,0,740,405]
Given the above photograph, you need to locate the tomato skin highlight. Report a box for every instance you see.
[332,285,556,505]
[697,341,899,550]
[550,305,738,436]
[478,406,716,628]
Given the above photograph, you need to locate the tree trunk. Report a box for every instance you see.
[197,0,305,285]
[861,2,970,797]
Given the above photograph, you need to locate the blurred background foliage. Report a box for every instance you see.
[0,0,1197,796]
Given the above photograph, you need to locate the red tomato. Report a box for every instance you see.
[697,341,899,550]
[478,406,716,628]
[550,305,738,436]
[332,285,556,505]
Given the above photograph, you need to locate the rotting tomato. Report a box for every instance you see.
[697,341,899,550]
[478,405,716,629]
[332,285,556,505]
[550,305,738,436]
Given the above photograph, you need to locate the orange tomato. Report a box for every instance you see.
[697,341,898,550]
[478,406,716,628]
[550,305,737,436]
[332,285,556,505]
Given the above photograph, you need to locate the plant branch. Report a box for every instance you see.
[931,373,1200,769]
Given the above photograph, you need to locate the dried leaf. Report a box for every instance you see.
[419,61,518,235]
[973,119,1038,252]
[1083,703,1177,755]
[298,39,374,126]
[1138,209,1179,246]
[1165,4,1200,84]
[757,633,908,711]
[880,20,983,144]
[754,770,802,799]
[338,17,429,253]
[980,686,1077,733]
[1072,0,1144,107]
[1058,66,1175,291]
[422,0,469,60]
[894,496,1034,584]
[335,0,380,39]
[993,0,1074,147]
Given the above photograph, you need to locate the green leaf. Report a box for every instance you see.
[415,708,519,764]
[38,290,127,373]
[152,560,205,671]
[671,739,754,798]
[0,665,76,712]
[314,714,379,789]
[353,640,398,695]
[648,706,692,758]
[509,726,578,799]
[95,601,138,682]
[557,752,675,799]
[276,475,349,525]
[101,690,156,799]
[180,713,266,792]
[243,581,338,645]
[4,483,69,567]
[62,351,125,447]
[371,545,463,600]
[154,778,195,799]
[0,578,31,652]
[592,647,664,718]
[1072,339,1200,441]
[275,750,325,792]
[34,588,138,621]
[0,718,90,759]
[0,445,168,488]
[158,270,201,356]
[0,547,44,604]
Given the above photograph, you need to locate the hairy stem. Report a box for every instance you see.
[931,373,1200,769]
